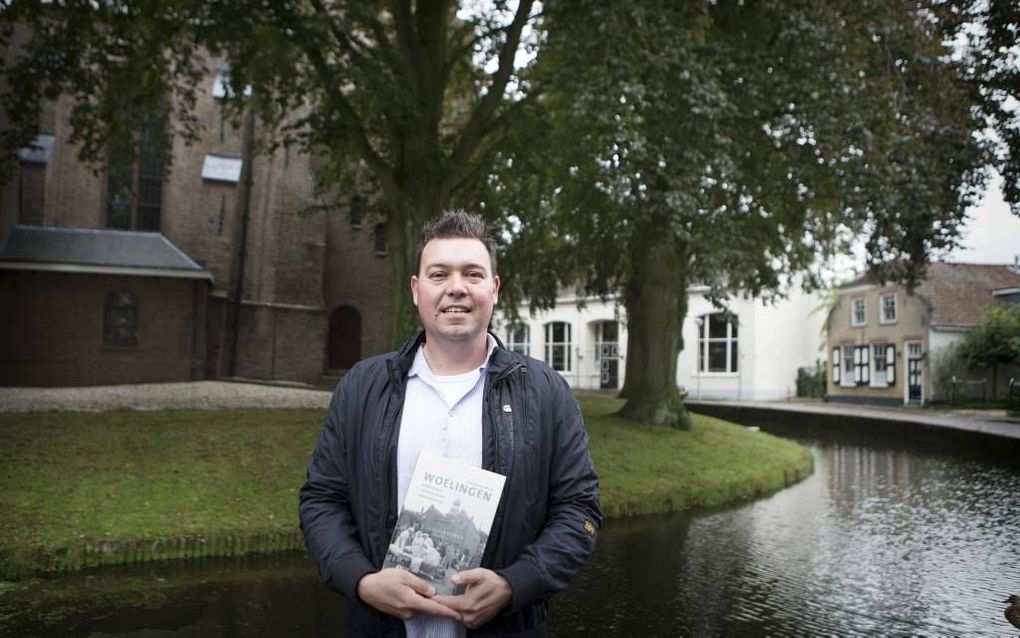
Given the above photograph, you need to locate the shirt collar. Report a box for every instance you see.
[409,333,499,379]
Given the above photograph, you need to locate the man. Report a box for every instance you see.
[299,210,601,637]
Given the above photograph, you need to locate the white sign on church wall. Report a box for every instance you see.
[201,154,243,183]
[17,134,55,164]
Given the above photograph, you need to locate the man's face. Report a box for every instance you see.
[411,237,499,347]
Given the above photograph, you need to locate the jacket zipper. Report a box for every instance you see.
[380,359,407,563]
[482,362,524,567]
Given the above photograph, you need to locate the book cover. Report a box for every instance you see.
[383,450,507,595]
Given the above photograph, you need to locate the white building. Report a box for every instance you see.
[497,286,826,401]
[496,292,627,391]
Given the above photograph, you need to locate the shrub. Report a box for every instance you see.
[796,361,827,398]
[931,341,969,403]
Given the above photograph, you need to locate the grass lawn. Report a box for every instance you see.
[578,392,812,517]
[0,394,811,579]
[0,408,316,579]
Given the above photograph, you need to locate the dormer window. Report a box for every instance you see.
[880,293,897,324]
[851,297,866,327]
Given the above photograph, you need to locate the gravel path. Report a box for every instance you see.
[0,380,334,413]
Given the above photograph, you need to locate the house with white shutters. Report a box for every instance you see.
[825,261,1020,405]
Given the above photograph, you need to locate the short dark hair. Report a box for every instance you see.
[415,209,498,275]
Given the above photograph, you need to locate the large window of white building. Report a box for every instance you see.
[697,312,738,373]
[544,322,571,372]
[507,325,530,356]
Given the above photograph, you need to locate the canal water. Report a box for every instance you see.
[3,424,1018,636]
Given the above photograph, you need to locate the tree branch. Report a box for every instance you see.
[449,90,540,196]
[296,39,398,198]
[444,11,543,79]
[269,3,401,198]
[307,0,373,67]
[307,0,406,86]
[388,0,423,87]
[446,0,536,183]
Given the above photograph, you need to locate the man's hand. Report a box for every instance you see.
[357,568,462,622]
[432,568,513,629]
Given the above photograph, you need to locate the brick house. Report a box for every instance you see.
[0,226,211,386]
[825,262,1020,405]
[0,59,391,386]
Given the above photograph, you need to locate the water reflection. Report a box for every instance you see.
[0,555,345,637]
[3,432,1018,636]
[551,437,1020,636]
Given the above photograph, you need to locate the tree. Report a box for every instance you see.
[486,0,991,427]
[938,0,1020,214]
[0,0,540,345]
[2,1,1010,426]
[961,304,1020,400]
[931,340,969,402]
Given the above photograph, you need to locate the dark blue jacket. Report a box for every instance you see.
[299,331,602,636]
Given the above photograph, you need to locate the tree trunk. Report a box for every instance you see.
[342,0,533,350]
[383,169,451,348]
[386,209,422,348]
[360,0,533,350]
[617,227,692,429]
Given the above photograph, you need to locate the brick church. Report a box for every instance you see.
[0,61,392,387]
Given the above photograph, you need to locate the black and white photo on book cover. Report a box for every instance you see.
[383,450,507,595]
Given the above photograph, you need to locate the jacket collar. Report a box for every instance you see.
[391,330,513,380]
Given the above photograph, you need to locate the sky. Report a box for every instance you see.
[828,173,1019,282]
[947,172,1020,265]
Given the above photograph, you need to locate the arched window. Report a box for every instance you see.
[697,312,738,373]
[507,325,530,356]
[104,291,138,348]
[544,322,571,372]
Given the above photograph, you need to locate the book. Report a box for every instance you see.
[383,450,507,595]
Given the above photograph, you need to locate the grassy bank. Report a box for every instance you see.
[0,394,811,580]
[578,393,812,517]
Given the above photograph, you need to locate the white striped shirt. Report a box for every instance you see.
[396,336,497,638]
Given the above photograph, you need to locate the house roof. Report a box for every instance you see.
[837,271,875,290]
[836,261,1020,328]
[917,262,1020,328]
[0,225,212,281]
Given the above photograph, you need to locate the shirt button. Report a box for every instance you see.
[448,409,454,416]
